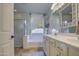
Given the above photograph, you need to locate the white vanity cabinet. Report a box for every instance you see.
[44,36,68,56]
[49,39,68,56]
[44,35,79,56]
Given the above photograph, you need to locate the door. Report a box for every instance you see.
[14,19,25,47]
[0,3,14,56]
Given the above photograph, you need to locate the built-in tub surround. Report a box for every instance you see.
[23,35,44,49]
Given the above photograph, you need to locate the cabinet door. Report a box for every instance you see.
[43,37,46,52]
[56,49,62,56]
[45,38,50,56]
[44,40,47,55]
[49,41,57,56]
[43,36,50,56]
[60,44,68,56]
[69,46,79,56]
[56,41,68,56]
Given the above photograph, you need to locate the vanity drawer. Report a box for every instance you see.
[56,41,68,56]
[56,41,67,50]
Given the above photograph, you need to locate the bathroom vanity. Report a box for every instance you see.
[43,34,79,56]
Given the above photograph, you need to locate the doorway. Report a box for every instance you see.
[14,19,25,48]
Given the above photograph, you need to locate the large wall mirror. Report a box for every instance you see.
[62,4,76,33]
[62,4,72,25]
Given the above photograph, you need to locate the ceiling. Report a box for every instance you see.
[14,3,52,14]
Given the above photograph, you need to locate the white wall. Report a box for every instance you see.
[49,13,61,34]
[25,13,44,48]
[29,13,44,42]
[14,13,45,47]
[31,13,44,31]
[14,12,31,47]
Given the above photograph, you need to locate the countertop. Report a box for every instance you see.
[45,34,79,49]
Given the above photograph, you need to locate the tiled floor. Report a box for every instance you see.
[15,47,45,56]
